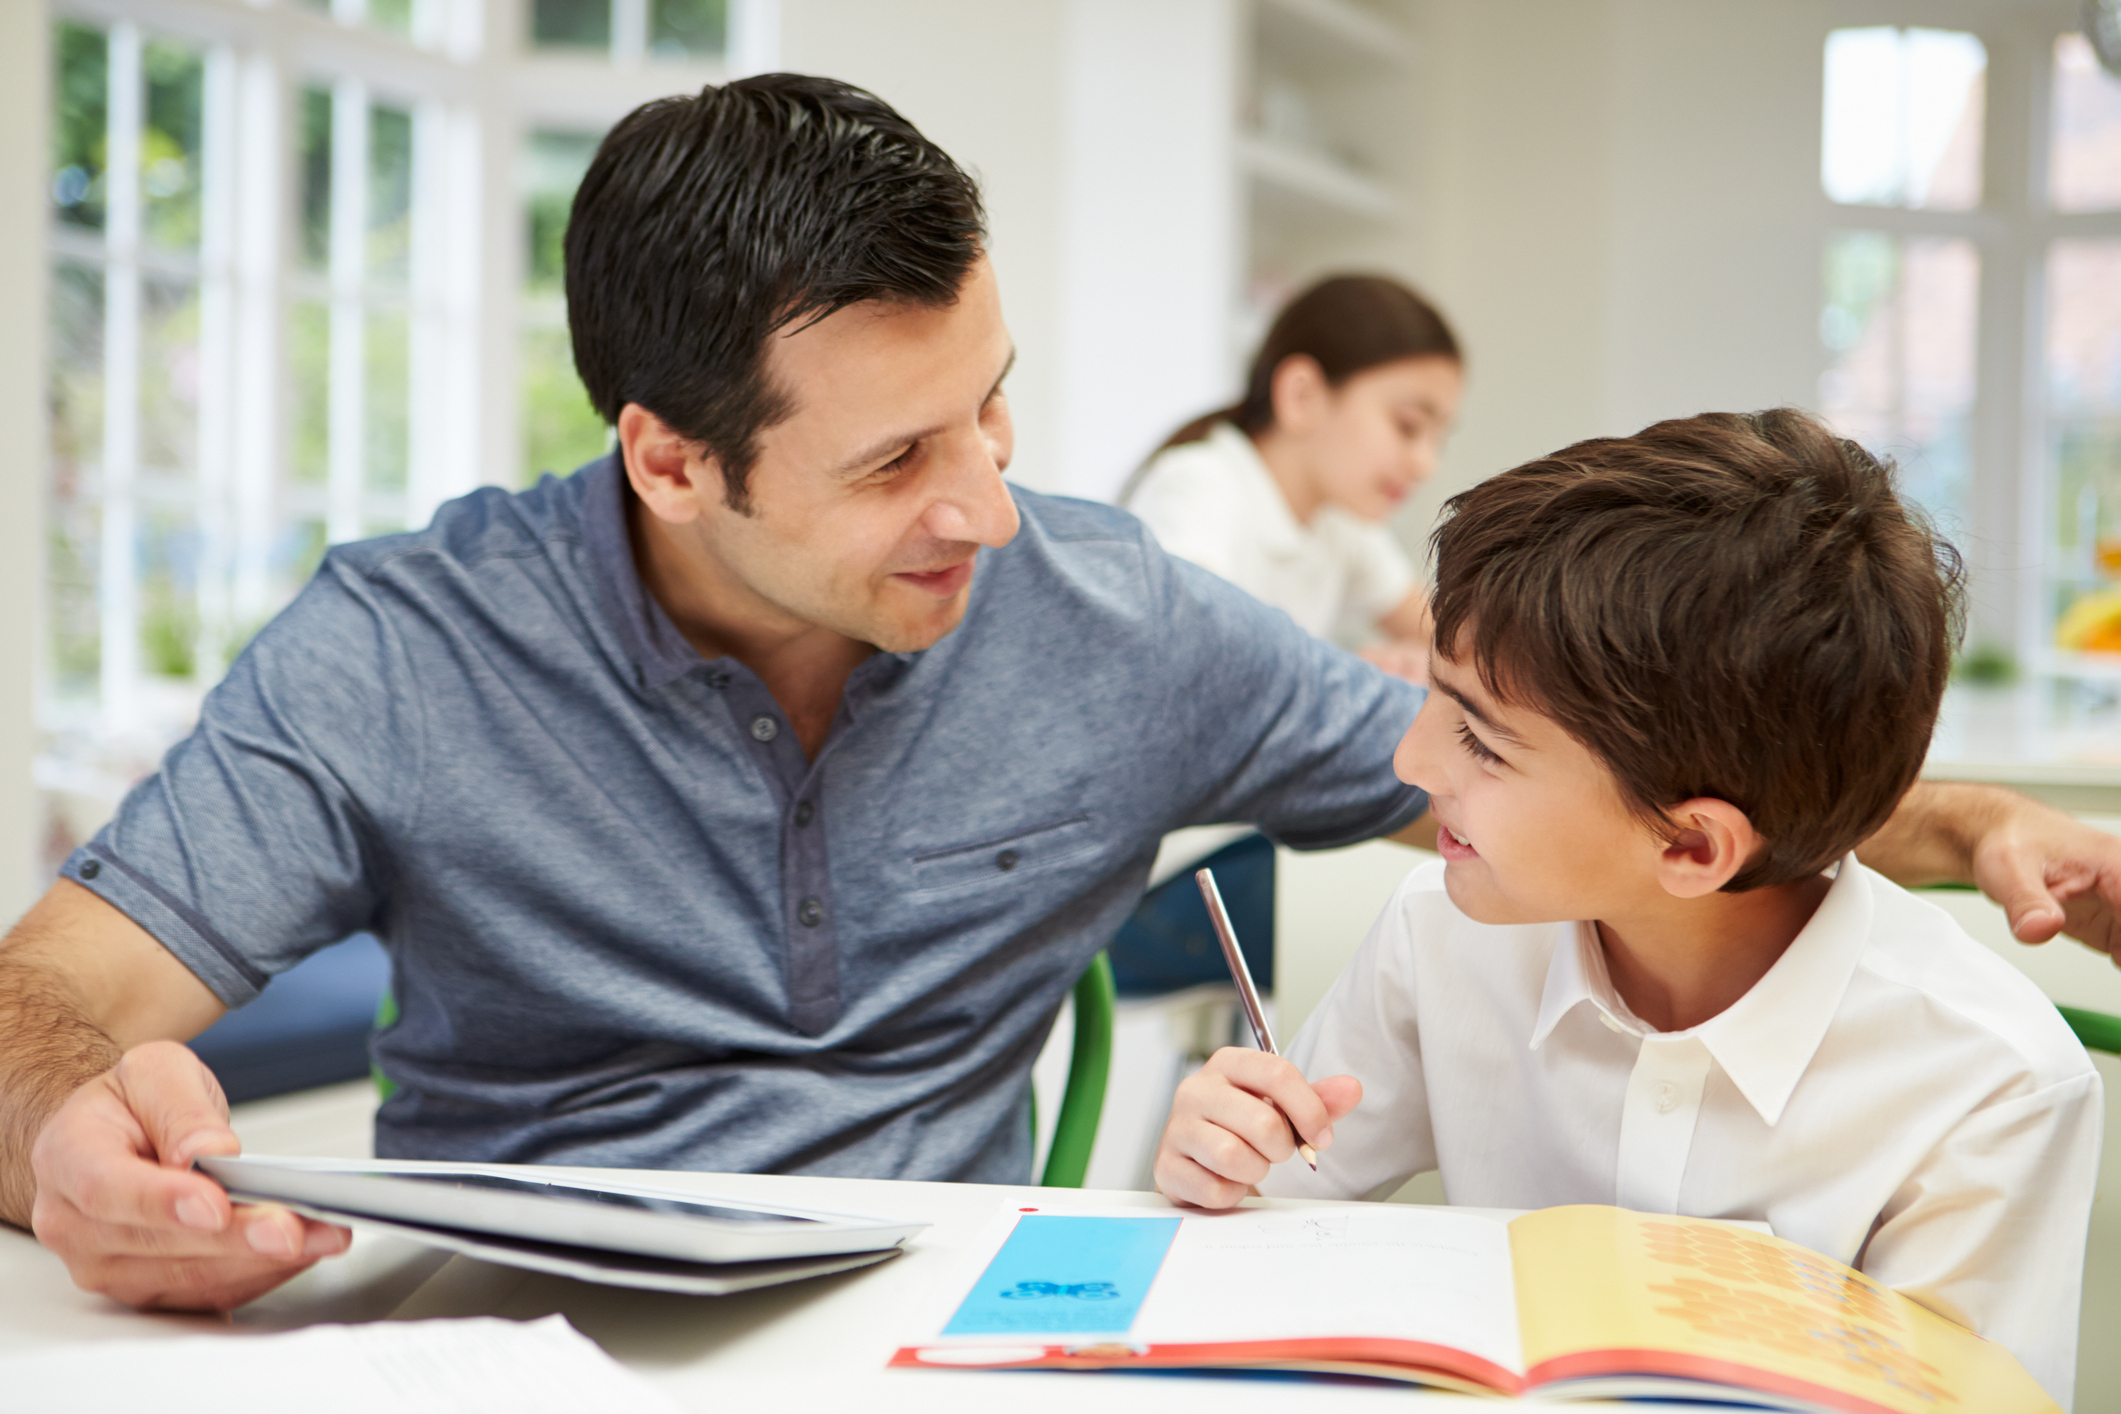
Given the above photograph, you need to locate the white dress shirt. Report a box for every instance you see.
[1259,858,2103,1406]
[1124,422,1416,643]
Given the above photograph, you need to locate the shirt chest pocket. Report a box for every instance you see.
[909,815,1099,897]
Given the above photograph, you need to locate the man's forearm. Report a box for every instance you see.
[0,952,123,1229]
[1856,780,2021,888]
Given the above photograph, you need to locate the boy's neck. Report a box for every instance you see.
[1593,873,1833,1034]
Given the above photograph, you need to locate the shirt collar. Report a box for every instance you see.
[1207,421,1308,560]
[1527,855,1874,1127]
[580,452,711,691]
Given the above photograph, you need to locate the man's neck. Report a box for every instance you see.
[1593,873,1833,1033]
[628,494,873,760]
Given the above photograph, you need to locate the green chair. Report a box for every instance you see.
[2060,1005,2121,1056]
[371,950,1119,1189]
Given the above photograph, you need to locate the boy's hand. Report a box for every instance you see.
[1153,1047,1361,1210]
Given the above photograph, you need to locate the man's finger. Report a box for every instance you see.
[112,1041,237,1169]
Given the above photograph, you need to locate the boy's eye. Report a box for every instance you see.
[1456,721,1503,765]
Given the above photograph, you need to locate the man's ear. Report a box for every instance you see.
[617,402,723,525]
[1268,354,1329,435]
[1654,798,1763,899]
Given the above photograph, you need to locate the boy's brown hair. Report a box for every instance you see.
[1429,408,1964,891]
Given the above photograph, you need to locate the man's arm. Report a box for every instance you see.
[0,881,347,1309]
[1857,781,2121,957]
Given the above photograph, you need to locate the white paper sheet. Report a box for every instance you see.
[1129,1206,1524,1377]
[0,1313,682,1414]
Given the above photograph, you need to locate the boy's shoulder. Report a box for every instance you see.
[1848,864,2095,1089]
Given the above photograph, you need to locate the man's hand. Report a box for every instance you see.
[29,1041,348,1311]
[1965,801,2121,958]
[1859,781,2121,963]
[1153,1047,1360,1209]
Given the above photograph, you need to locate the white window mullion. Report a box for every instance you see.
[194,44,239,680]
[328,77,369,546]
[409,97,481,522]
[612,0,648,67]
[99,22,144,730]
[230,48,281,632]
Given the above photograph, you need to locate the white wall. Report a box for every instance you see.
[0,0,51,924]
[777,0,1071,492]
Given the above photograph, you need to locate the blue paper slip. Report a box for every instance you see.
[942,1215,1182,1336]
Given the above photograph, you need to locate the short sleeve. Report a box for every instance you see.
[1126,442,1252,588]
[59,552,428,1006]
[1259,880,1438,1201]
[1858,1067,2102,1406]
[1145,534,1428,849]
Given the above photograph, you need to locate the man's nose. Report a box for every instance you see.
[923,436,1021,549]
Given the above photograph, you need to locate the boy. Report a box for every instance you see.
[1153,409,2102,1405]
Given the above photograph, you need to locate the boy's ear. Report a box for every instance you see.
[1653,799,1762,900]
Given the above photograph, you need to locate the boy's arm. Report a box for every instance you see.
[1856,782,2121,956]
[1858,1069,2102,1407]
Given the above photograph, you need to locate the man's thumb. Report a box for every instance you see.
[1984,858,2067,944]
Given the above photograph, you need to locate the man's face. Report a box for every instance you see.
[1393,647,1672,927]
[675,256,1021,653]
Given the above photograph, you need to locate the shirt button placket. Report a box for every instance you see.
[1615,1035,1712,1214]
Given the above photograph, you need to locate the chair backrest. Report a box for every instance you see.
[1040,952,1116,1188]
[372,951,1121,1187]
[2061,1004,2121,1056]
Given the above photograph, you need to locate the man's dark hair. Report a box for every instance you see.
[1429,409,1964,891]
[565,73,986,511]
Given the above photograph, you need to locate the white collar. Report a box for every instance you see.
[1527,854,1873,1126]
[1205,421,1309,560]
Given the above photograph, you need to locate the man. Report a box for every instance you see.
[2,75,2115,1314]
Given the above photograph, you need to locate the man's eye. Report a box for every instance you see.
[1456,721,1502,765]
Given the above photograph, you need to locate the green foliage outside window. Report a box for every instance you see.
[51,23,106,231]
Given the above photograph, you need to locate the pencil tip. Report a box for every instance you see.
[1299,1143,1318,1171]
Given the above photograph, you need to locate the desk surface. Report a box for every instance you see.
[0,1167,1734,1411]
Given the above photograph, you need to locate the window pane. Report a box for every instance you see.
[49,260,105,702]
[299,86,333,271]
[289,300,330,485]
[366,309,409,495]
[140,276,201,475]
[369,103,413,280]
[1822,27,1984,210]
[2052,33,2121,212]
[523,128,600,292]
[276,519,328,605]
[369,0,414,38]
[139,507,199,680]
[1819,232,1978,528]
[533,0,611,50]
[49,261,105,479]
[51,22,107,232]
[651,0,726,60]
[142,40,203,252]
[2047,240,2121,653]
[520,324,607,485]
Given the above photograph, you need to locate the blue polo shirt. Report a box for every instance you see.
[64,457,1427,1183]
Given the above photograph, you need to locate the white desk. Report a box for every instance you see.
[0,1168,1723,1411]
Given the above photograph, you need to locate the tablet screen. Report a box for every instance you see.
[395,1172,820,1224]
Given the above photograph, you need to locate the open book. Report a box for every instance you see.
[891,1204,2056,1414]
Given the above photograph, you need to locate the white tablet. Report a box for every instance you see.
[199,1155,926,1267]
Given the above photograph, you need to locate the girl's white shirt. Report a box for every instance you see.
[1125,421,1416,644]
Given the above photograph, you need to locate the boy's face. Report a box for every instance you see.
[1394,651,1674,926]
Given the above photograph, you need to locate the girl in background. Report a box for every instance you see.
[1124,274,1463,683]
[1108,275,1463,997]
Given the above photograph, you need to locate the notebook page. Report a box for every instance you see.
[1131,1206,1523,1377]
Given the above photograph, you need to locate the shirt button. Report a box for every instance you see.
[794,801,815,828]
[1599,1012,1629,1035]
[79,859,101,880]
[996,849,1019,871]
[750,715,779,742]
[797,897,824,927]
[1654,1081,1680,1114]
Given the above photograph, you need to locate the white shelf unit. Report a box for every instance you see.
[1235,0,1422,361]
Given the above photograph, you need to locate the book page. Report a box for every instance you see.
[1130,1206,1522,1378]
[1509,1206,2059,1414]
